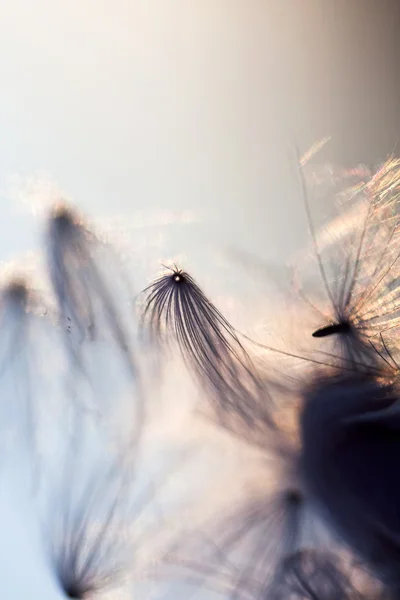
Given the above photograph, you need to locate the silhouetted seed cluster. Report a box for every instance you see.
[0,205,144,599]
[3,156,400,599]
[139,157,400,599]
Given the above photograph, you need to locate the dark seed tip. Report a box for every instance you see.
[51,205,78,234]
[64,583,86,599]
[4,279,29,306]
[170,269,185,284]
[285,488,303,506]
[312,321,351,338]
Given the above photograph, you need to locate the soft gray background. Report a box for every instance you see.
[0,0,399,597]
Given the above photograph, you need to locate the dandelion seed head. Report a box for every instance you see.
[3,139,400,599]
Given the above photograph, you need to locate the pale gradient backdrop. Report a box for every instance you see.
[0,0,399,598]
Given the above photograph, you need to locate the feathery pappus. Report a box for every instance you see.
[0,202,177,598]
[298,156,400,373]
[295,156,400,596]
[46,205,138,375]
[41,436,135,599]
[3,149,400,600]
[139,153,400,600]
[38,396,174,600]
[0,275,62,488]
[140,265,279,443]
[45,204,147,456]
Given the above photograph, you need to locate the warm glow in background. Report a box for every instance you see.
[0,1,399,597]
